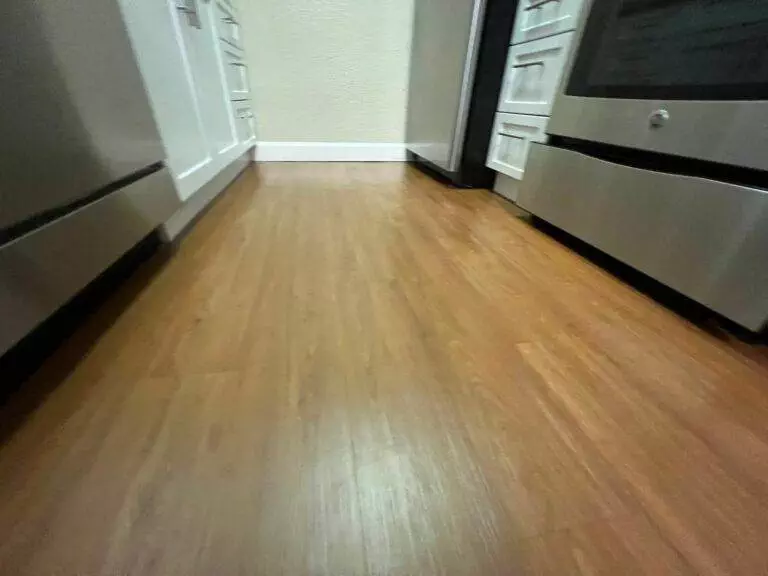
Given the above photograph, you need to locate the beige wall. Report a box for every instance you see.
[239,0,413,143]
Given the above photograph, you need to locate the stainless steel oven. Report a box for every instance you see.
[548,0,768,170]
[516,0,768,332]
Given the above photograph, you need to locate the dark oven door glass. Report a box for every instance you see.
[567,0,768,100]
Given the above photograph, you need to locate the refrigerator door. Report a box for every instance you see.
[406,0,486,172]
[0,0,165,240]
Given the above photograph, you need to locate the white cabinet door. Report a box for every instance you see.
[512,0,584,45]
[189,2,239,153]
[486,113,548,179]
[172,0,244,198]
[118,0,210,200]
[118,0,253,203]
[498,32,574,116]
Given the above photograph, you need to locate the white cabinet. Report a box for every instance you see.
[498,32,574,117]
[203,1,254,149]
[233,100,255,142]
[170,0,240,199]
[118,0,255,203]
[184,3,240,152]
[224,49,251,102]
[512,0,584,45]
[486,0,586,189]
[487,113,547,179]
[214,0,245,51]
[118,0,210,201]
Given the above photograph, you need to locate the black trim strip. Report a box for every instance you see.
[0,162,165,248]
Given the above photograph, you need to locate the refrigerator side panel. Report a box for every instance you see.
[406,0,481,171]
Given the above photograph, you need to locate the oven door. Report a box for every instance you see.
[548,0,768,172]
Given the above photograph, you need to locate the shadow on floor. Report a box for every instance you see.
[496,199,768,347]
[0,231,173,440]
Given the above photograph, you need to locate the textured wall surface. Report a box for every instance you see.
[239,0,413,143]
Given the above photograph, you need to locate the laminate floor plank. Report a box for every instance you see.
[0,163,767,575]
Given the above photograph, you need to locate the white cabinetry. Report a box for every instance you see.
[512,0,584,45]
[486,113,548,179]
[215,0,245,49]
[487,0,587,202]
[118,0,255,226]
[498,33,574,117]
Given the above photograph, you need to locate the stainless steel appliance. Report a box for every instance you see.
[0,0,180,356]
[517,0,768,331]
[406,0,518,187]
[548,0,768,169]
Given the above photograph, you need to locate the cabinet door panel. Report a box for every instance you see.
[486,112,548,179]
[119,0,252,203]
[185,2,238,157]
[223,49,251,101]
[512,0,584,45]
[118,0,210,200]
[498,32,573,116]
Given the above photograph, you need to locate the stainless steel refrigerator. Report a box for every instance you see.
[0,0,180,357]
[406,0,518,188]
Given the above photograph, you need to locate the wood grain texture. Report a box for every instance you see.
[0,162,767,575]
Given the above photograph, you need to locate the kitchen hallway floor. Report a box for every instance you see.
[1,163,768,574]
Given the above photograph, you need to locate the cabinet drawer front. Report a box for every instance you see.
[498,32,573,116]
[225,50,250,100]
[232,102,255,142]
[518,144,768,330]
[512,0,584,45]
[486,113,548,179]
[215,0,243,51]
[235,115,255,143]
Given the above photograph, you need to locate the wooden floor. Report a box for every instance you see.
[1,163,768,575]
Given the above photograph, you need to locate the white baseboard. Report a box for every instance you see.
[253,142,407,162]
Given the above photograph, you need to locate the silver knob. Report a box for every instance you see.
[649,109,669,128]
